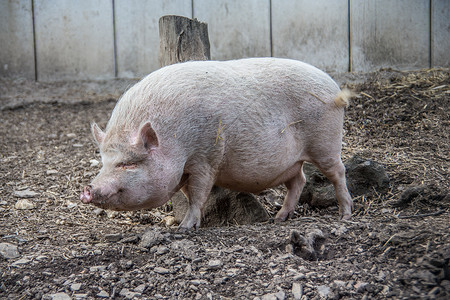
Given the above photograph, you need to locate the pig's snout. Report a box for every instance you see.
[80,185,93,204]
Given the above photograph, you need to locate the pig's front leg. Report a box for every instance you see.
[178,170,215,230]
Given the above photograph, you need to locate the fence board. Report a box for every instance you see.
[432,0,450,67]
[351,0,430,72]
[0,0,35,79]
[272,0,349,72]
[34,0,115,81]
[194,0,271,60]
[115,0,192,78]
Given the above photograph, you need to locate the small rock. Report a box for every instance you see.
[208,259,222,269]
[292,282,303,300]
[190,279,208,286]
[14,189,39,199]
[73,143,84,148]
[317,285,330,298]
[90,159,100,167]
[97,290,109,298]
[49,292,71,300]
[105,233,123,242]
[262,291,285,300]
[333,280,346,288]
[89,265,106,272]
[376,270,386,282]
[46,169,58,175]
[11,258,31,266]
[73,294,88,299]
[93,208,104,216]
[354,282,369,293]
[66,201,77,209]
[66,133,77,138]
[393,185,426,207]
[134,283,147,293]
[139,230,165,248]
[70,283,82,291]
[0,200,7,205]
[106,210,118,218]
[154,267,170,274]
[15,199,35,210]
[163,215,176,226]
[120,288,139,299]
[0,243,20,259]
[331,225,347,236]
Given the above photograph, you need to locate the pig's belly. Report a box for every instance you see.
[215,160,303,193]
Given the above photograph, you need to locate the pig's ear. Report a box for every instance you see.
[91,122,106,145]
[138,122,159,151]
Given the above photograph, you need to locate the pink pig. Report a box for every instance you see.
[80,58,353,230]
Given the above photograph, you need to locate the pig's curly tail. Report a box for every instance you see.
[334,88,354,108]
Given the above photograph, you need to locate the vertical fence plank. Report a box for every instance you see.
[351,0,430,72]
[432,0,450,67]
[0,0,35,79]
[34,0,115,81]
[194,0,271,60]
[115,0,192,78]
[272,0,349,72]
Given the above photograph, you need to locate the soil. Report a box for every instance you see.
[0,68,449,300]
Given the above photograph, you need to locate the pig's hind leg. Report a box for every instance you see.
[274,162,306,222]
[314,159,353,220]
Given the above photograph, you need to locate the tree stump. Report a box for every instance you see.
[158,15,269,227]
[158,15,210,67]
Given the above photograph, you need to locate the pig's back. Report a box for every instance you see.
[107,58,344,191]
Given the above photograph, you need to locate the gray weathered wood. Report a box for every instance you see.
[158,15,210,67]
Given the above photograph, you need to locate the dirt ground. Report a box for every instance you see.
[0,68,449,300]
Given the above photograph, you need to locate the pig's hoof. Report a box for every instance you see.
[177,226,191,233]
[274,210,293,222]
[340,214,352,221]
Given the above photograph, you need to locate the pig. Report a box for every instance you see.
[80,57,353,230]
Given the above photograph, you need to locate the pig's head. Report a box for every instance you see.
[80,122,183,211]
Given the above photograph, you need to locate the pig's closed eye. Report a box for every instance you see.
[116,163,138,170]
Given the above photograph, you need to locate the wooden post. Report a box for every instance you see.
[158,15,269,227]
[158,15,210,67]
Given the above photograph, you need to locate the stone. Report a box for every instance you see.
[208,259,222,269]
[134,283,147,293]
[70,283,82,291]
[393,185,426,207]
[49,292,71,300]
[262,291,285,300]
[97,290,109,298]
[104,233,123,242]
[14,189,39,198]
[89,265,106,272]
[154,267,170,274]
[90,159,100,167]
[15,199,35,210]
[46,169,58,175]
[139,230,165,248]
[292,282,303,299]
[172,186,269,227]
[317,285,330,298]
[11,258,31,266]
[0,243,20,259]
[354,281,369,293]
